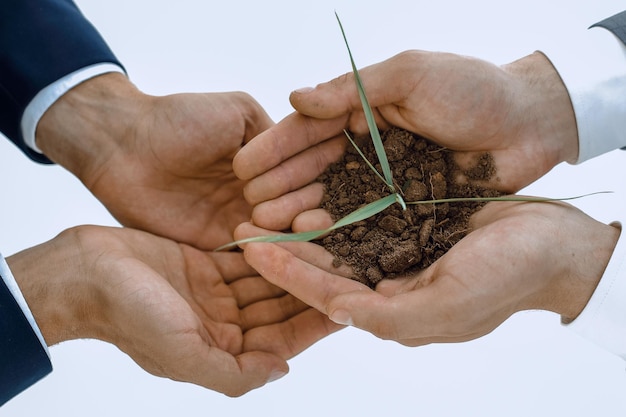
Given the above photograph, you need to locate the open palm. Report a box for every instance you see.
[25,226,339,396]
[98,228,334,395]
[234,201,618,348]
[84,91,273,250]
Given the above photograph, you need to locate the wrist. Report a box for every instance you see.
[35,72,148,186]
[6,227,107,345]
[503,52,579,166]
[564,221,626,358]
[556,221,620,322]
[539,26,626,164]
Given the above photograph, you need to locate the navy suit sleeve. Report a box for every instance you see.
[0,271,51,406]
[0,0,123,163]
[592,10,626,45]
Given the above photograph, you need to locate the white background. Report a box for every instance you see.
[3,1,626,416]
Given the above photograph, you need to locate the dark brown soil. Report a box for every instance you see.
[317,127,502,288]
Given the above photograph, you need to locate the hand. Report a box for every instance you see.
[234,201,619,346]
[37,73,274,250]
[7,226,340,396]
[233,51,578,222]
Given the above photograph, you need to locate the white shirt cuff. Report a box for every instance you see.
[540,26,626,164]
[20,63,126,155]
[0,253,50,358]
[564,222,626,359]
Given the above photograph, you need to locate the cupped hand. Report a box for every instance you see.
[38,73,274,250]
[234,201,619,347]
[234,50,578,225]
[8,226,340,396]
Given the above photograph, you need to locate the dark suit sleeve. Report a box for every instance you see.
[0,266,52,406]
[0,0,123,163]
[592,10,626,45]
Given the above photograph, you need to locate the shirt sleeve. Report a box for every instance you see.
[563,223,626,359]
[539,19,626,163]
[0,252,52,405]
[20,63,125,154]
[542,11,626,357]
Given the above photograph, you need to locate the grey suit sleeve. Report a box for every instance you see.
[592,10,626,45]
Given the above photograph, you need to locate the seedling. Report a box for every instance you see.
[216,13,608,252]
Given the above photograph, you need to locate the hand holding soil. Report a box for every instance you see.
[232,45,613,345]
[235,50,578,199]
[236,200,619,345]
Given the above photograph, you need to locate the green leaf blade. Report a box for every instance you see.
[332,193,398,228]
[335,12,394,191]
[344,129,388,186]
[214,229,329,251]
[215,193,399,251]
[404,191,613,205]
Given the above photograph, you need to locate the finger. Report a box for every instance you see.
[326,277,488,342]
[234,112,348,181]
[234,222,354,278]
[234,221,290,244]
[177,343,288,397]
[374,276,415,296]
[244,307,343,360]
[292,208,334,233]
[251,182,326,230]
[289,55,415,119]
[228,275,286,308]
[374,268,443,297]
[389,330,494,348]
[240,293,309,331]
[276,239,354,278]
[324,289,406,339]
[468,200,529,230]
[241,240,366,314]
[242,134,346,205]
[202,251,258,282]
[234,221,290,246]
[346,107,392,136]
[289,72,360,119]
[230,91,275,143]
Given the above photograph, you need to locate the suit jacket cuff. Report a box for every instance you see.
[0,0,123,164]
[539,26,626,163]
[0,253,51,405]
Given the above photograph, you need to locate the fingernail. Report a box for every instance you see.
[293,86,314,94]
[267,369,287,383]
[330,310,353,326]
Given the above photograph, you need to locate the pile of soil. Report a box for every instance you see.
[317,127,502,288]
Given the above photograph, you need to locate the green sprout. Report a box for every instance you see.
[215,13,610,252]
[335,13,398,194]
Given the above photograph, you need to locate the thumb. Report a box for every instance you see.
[184,347,289,397]
[289,71,361,119]
[326,290,407,341]
[288,58,407,129]
[289,51,419,120]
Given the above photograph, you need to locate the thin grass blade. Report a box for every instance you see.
[344,129,388,186]
[215,229,330,251]
[335,12,394,191]
[215,193,398,251]
[405,191,613,205]
[333,193,397,228]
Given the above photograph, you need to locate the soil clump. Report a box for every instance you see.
[317,127,502,288]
